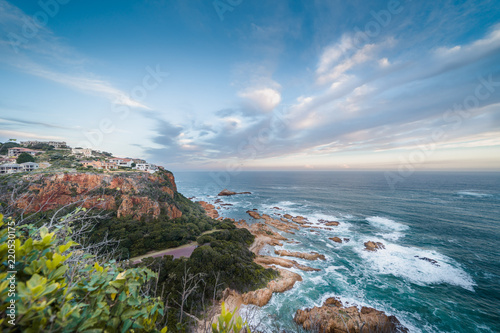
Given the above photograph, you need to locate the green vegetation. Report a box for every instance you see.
[0,215,166,332]
[212,303,250,333]
[0,142,21,155]
[16,153,35,164]
[87,213,215,259]
[0,161,274,332]
[140,224,277,331]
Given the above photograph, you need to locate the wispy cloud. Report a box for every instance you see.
[0,0,149,109]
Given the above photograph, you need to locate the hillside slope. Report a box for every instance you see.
[9,169,182,220]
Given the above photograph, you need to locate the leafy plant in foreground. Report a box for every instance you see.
[0,214,166,332]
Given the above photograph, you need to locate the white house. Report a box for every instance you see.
[21,140,67,148]
[109,158,133,168]
[0,163,22,174]
[7,147,42,157]
[72,148,93,157]
[0,162,39,174]
[21,162,39,172]
[81,160,117,170]
[133,163,158,173]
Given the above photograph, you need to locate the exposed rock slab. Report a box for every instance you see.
[218,189,251,196]
[198,201,219,219]
[255,256,321,272]
[246,210,262,219]
[275,250,326,261]
[325,221,340,226]
[14,171,181,220]
[294,298,407,333]
[242,268,302,306]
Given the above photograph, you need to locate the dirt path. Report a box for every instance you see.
[130,229,218,264]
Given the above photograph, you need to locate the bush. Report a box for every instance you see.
[0,215,166,332]
[16,153,35,164]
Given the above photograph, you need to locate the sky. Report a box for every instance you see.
[0,0,499,172]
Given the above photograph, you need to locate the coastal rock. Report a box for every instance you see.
[261,213,299,233]
[255,256,321,272]
[243,268,302,306]
[198,201,219,219]
[292,216,308,224]
[343,238,350,243]
[275,249,326,261]
[13,171,181,220]
[324,297,343,307]
[325,221,340,226]
[224,268,303,308]
[294,298,408,333]
[247,210,262,219]
[364,241,385,251]
[415,256,440,266]
[283,214,293,220]
[235,221,288,255]
[218,189,251,196]
[329,237,343,243]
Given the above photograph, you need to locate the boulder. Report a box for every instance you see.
[218,189,251,196]
[246,210,262,219]
[364,241,385,251]
[329,237,343,243]
[325,221,340,226]
[294,298,407,333]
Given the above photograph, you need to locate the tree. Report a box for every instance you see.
[16,153,35,164]
[0,142,21,155]
[131,162,137,168]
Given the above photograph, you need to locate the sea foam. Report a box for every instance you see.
[357,240,476,291]
[456,191,492,198]
[366,216,409,231]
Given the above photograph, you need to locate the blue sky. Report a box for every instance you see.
[0,0,499,171]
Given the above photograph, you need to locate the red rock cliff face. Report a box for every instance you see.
[14,171,182,220]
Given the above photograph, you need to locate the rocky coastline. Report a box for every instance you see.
[196,195,408,332]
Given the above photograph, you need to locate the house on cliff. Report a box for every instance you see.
[81,160,117,170]
[0,162,39,174]
[108,157,133,167]
[7,147,43,157]
[21,140,67,148]
[133,163,158,173]
[72,148,94,157]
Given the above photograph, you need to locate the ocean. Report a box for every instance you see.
[174,171,500,333]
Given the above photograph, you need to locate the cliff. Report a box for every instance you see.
[11,170,182,220]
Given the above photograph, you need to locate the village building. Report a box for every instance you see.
[7,147,43,157]
[0,162,39,174]
[0,163,22,174]
[133,163,158,173]
[72,148,94,157]
[81,160,118,170]
[21,140,67,148]
[21,162,39,172]
[109,157,133,168]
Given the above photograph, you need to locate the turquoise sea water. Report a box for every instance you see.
[174,171,500,333]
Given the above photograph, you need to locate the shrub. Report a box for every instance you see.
[212,302,250,333]
[0,215,166,332]
[16,153,35,164]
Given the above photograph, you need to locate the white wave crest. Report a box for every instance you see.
[366,216,409,232]
[456,191,492,198]
[357,241,476,291]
